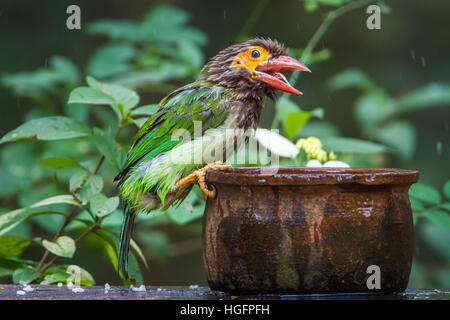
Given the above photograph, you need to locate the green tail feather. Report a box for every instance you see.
[118,204,135,278]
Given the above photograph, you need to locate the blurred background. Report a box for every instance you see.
[0,0,449,288]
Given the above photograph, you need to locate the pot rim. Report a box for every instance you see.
[205,167,419,186]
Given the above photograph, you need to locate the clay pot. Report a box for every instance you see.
[203,167,419,294]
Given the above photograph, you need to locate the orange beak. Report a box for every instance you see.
[254,55,310,95]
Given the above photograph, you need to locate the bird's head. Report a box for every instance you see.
[201,38,310,98]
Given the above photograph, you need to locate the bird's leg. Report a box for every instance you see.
[175,161,232,198]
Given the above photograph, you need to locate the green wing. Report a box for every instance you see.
[115,81,228,183]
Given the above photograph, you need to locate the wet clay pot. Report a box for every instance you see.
[203,167,419,294]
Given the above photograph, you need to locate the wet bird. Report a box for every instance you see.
[115,38,310,277]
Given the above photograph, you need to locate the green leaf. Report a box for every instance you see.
[44,266,95,286]
[90,194,119,217]
[308,48,333,64]
[42,236,76,258]
[275,97,311,139]
[284,112,311,139]
[444,180,450,199]
[167,192,204,225]
[40,270,70,285]
[91,128,122,172]
[395,83,450,115]
[99,210,123,229]
[86,76,140,112]
[303,0,351,12]
[0,235,31,258]
[131,104,159,116]
[69,169,89,191]
[0,195,79,236]
[0,258,23,277]
[410,198,425,212]
[53,264,95,286]
[410,183,441,205]
[0,116,91,144]
[299,121,341,138]
[100,228,142,285]
[143,5,207,44]
[68,87,115,105]
[304,0,319,12]
[438,203,450,211]
[127,251,143,285]
[310,108,324,119]
[425,210,450,229]
[49,56,80,86]
[177,40,204,68]
[131,104,159,127]
[145,5,190,28]
[130,238,149,270]
[13,267,40,284]
[87,43,136,78]
[1,68,68,98]
[276,96,301,117]
[354,91,393,128]
[40,157,87,170]
[372,121,416,159]
[103,83,140,112]
[87,20,145,42]
[321,137,388,154]
[76,174,104,204]
[65,103,88,122]
[328,68,375,92]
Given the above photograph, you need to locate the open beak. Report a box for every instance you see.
[254,56,310,95]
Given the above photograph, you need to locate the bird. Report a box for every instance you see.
[115,38,310,278]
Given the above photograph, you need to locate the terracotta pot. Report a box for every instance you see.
[203,167,419,294]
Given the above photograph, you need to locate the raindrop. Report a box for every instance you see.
[410,50,416,61]
[421,56,426,67]
[436,141,442,156]
[223,10,226,20]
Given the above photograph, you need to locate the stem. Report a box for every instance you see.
[235,0,270,41]
[36,120,126,273]
[286,0,373,91]
[272,0,373,129]
[38,218,104,274]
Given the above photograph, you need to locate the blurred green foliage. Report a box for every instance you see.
[0,1,449,288]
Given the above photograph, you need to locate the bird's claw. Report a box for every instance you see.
[175,161,232,198]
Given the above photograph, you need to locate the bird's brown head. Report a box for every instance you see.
[201,38,310,99]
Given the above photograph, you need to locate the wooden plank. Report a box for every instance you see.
[0,285,449,300]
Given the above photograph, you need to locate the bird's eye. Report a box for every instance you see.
[251,50,261,59]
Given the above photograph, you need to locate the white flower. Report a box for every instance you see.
[23,285,34,292]
[322,160,350,168]
[131,285,146,292]
[255,128,299,158]
[16,290,26,295]
[72,287,85,293]
[306,160,323,167]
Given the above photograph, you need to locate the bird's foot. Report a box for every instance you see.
[175,161,232,198]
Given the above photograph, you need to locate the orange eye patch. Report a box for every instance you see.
[232,46,270,74]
